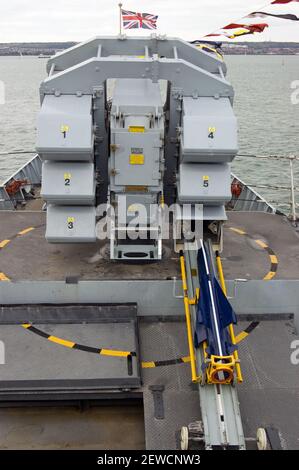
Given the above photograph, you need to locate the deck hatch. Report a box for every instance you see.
[0,303,141,400]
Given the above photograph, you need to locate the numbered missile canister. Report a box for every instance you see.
[180,97,238,163]
[41,161,95,205]
[36,95,94,162]
[177,163,231,204]
[45,205,96,243]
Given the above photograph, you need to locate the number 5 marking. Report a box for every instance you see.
[203,176,209,188]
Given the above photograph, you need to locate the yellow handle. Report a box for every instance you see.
[180,254,199,383]
[216,253,243,384]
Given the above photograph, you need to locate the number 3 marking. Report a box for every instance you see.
[67,217,75,230]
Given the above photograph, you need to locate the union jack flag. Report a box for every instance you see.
[121,9,158,29]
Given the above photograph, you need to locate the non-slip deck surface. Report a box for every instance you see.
[0,311,298,449]
[0,211,298,281]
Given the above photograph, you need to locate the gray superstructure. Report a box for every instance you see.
[0,35,298,451]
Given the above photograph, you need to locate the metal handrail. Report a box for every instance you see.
[0,151,297,219]
[235,154,298,222]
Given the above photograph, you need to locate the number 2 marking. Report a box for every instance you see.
[64,173,71,186]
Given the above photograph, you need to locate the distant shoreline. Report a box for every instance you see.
[0,41,298,56]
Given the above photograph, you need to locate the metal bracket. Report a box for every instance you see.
[65,276,79,284]
[149,385,165,420]
[265,426,283,450]
[93,86,104,98]
[171,87,183,100]
[188,288,200,305]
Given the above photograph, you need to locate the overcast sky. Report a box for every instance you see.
[0,1,298,42]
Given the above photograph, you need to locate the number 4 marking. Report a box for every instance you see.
[208,126,216,139]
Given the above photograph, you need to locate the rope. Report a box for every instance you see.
[0,151,298,160]
[236,154,299,161]
[0,151,36,156]
[243,184,299,192]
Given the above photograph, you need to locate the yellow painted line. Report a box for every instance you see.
[229,227,247,235]
[22,324,190,368]
[0,239,11,248]
[235,322,260,344]
[48,336,75,349]
[229,227,278,281]
[235,331,248,344]
[0,272,10,281]
[263,271,276,281]
[254,239,268,249]
[18,227,35,236]
[181,356,191,363]
[141,361,156,369]
[141,356,191,368]
[100,349,131,358]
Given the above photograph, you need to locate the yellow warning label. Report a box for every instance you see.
[128,204,141,213]
[129,126,145,133]
[125,186,148,192]
[67,217,75,223]
[130,154,144,165]
[61,125,70,133]
[203,175,209,181]
[64,173,72,180]
[208,127,216,133]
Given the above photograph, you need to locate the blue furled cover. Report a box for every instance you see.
[195,247,237,357]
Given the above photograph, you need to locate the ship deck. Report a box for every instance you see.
[0,210,298,450]
[0,315,298,450]
[0,210,298,281]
